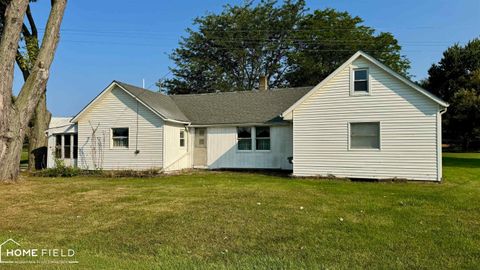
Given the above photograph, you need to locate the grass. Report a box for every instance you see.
[0,153,479,269]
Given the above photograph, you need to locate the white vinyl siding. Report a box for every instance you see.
[77,86,164,170]
[207,125,293,170]
[293,56,440,181]
[163,123,190,171]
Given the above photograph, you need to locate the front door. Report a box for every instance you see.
[193,128,207,167]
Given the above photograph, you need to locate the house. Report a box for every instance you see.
[47,51,448,181]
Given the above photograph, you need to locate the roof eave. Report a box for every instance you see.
[280,51,449,117]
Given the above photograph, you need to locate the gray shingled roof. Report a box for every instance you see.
[115,81,312,125]
[171,87,312,125]
[115,81,190,122]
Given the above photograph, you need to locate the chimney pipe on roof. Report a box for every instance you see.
[259,75,268,91]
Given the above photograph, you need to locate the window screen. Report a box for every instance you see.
[350,122,380,149]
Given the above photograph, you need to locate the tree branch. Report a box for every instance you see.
[0,0,29,111]
[16,0,67,126]
[25,5,37,38]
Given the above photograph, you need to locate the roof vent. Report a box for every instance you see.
[259,75,268,91]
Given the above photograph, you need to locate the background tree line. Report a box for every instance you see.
[161,0,479,150]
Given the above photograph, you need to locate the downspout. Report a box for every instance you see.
[437,107,448,181]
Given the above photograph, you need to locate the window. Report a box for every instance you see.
[255,126,270,150]
[73,134,78,159]
[350,122,380,149]
[55,135,62,158]
[112,128,129,148]
[64,135,71,158]
[237,127,252,150]
[353,68,369,93]
[180,130,185,147]
[195,128,206,147]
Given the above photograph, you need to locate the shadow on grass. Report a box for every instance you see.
[444,157,480,168]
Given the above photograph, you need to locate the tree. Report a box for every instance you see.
[1,0,51,171]
[161,0,306,94]
[0,0,67,182]
[161,0,409,94]
[286,8,409,86]
[423,38,480,150]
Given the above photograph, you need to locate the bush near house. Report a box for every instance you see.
[1,152,479,269]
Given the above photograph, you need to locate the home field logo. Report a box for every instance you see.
[0,238,78,264]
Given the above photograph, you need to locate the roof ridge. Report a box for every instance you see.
[170,86,315,97]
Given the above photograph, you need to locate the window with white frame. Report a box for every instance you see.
[112,128,129,148]
[350,122,380,149]
[237,126,271,151]
[54,134,78,159]
[353,68,369,93]
[237,127,252,150]
[55,134,62,158]
[180,130,185,147]
[255,126,270,150]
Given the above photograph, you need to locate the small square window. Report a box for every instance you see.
[353,69,369,93]
[350,122,380,149]
[112,128,129,148]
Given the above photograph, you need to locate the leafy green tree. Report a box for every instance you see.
[423,38,480,150]
[286,9,409,86]
[161,0,410,94]
[161,0,306,94]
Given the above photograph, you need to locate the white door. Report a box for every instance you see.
[193,128,207,167]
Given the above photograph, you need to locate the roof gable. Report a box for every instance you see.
[71,81,190,124]
[281,51,448,117]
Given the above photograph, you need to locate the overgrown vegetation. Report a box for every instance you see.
[1,153,479,269]
[34,161,162,178]
[34,159,81,177]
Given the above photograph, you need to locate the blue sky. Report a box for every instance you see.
[13,0,480,116]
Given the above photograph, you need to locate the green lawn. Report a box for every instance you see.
[0,153,479,269]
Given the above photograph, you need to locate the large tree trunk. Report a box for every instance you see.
[0,0,29,182]
[0,0,66,182]
[28,93,51,170]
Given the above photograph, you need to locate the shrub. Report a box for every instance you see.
[35,159,81,177]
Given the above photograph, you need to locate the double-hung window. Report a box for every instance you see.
[350,122,380,150]
[180,130,185,147]
[255,127,270,151]
[353,68,369,94]
[237,127,252,150]
[112,128,129,148]
[237,126,271,151]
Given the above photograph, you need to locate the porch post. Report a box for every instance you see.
[61,135,65,159]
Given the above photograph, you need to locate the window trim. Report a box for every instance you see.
[255,126,271,152]
[111,127,129,149]
[348,121,381,151]
[236,127,253,152]
[236,126,271,153]
[350,67,370,96]
[179,130,185,147]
